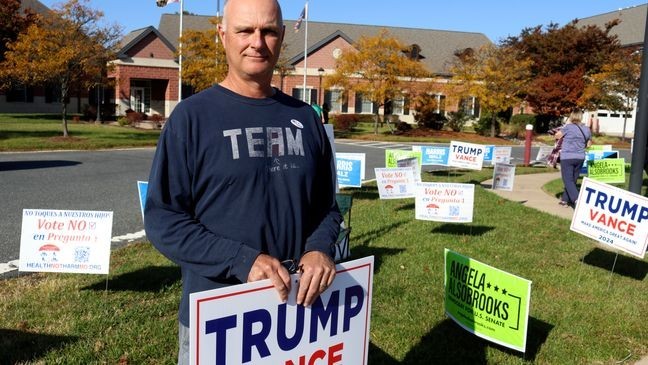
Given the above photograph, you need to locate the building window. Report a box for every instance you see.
[5,84,34,103]
[459,96,480,117]
[292,88,317,105]
[324,89,348,113]
[435,94,446,114]
[355,92,374,114]
[385,96,409,115]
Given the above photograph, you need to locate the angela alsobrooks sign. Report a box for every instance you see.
[444,249,532,352]
[189,257,374,365]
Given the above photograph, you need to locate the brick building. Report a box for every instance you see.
[111,14,491,122]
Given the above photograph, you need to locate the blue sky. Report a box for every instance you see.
[39,0,645,42]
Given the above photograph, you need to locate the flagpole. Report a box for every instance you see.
[178,0,184,102]
[301,1,309,102]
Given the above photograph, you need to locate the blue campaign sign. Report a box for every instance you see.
[414,146,449,166]
[337,157,362,187]
[483,145,495,162]
[137,181,148,223]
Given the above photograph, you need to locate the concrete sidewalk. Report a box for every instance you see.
[482,171,648,365]
[481,171,574,220]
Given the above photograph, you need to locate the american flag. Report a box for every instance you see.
[294,6,306,32]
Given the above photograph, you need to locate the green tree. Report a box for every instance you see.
[0,0,121,137]
[179,17,227,92]
[450,44,532,136]
[503,20,621,125]
[324,29,430,134]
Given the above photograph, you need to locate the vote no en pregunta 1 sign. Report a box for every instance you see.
[445,249,532,353]
[415,182,474,223]
[571,177,648,259]
[189,256,374,365]
[19,209,113,274]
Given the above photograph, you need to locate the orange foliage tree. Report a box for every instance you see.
[0,0,121,137]
[324,29,430,133]
[179,17,227,92]
[450,44,532,136]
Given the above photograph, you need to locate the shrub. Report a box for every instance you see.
[413,95,446,130]
[125,109,146,124]
[474,114,502,136]
[149,114,166,129]
[117,117,130,127]
[331,114,360,132]
[506,114,536,138]
[415,112,446,130]
[445,110,470,132]
[395,121,412,132]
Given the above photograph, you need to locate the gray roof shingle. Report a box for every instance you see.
[19,0,50,16]
[157,14,492,74]
[577,4,647,47]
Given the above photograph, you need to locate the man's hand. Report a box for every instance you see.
[297,251,336,306]
[248,254,291,303]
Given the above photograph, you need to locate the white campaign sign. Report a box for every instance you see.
[19,209,113,274]
[492,146,512,165]
[415,182,475,222]
[447,141,485,170]
[189,256,374,365]
[492,163,516,191]
[571,178,648,258]
[535,146,553,163]
[375,167,416,199]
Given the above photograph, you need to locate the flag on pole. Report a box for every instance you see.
[156,0,179,6]
[294,6,306,32]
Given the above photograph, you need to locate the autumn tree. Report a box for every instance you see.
[584,48,641,140]
[449,44,532,136]
[324,29,430,133]
[502,20,621,128]
[0,0,37,62]
[0,0,121,137]
[179,17,227,92]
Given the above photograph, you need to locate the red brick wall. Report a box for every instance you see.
[110,64,178,102]
[126,33,175,59]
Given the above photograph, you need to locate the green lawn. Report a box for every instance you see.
[1,167,646,364]
[0,114,161,151]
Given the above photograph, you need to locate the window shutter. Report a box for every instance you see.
[26,87,34,103]
[355,93,362,112]
[310,89,318,104]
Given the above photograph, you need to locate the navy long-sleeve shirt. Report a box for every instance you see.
[144,85,341,326]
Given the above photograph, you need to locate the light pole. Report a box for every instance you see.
[95,82,102,124]
[157,0,183,102]
[317,67,324,105]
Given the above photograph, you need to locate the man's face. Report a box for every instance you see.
[219,0,284,82]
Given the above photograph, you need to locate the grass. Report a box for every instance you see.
[1,167,646,364]
[543,172,648,199]
[0,114,161,151]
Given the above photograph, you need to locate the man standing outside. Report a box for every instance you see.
[144,0,342,363]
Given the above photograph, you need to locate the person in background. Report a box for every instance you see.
[587,112,599,135]
[144,0,341,363]
[555,110,592,207]
[311,102,323,121]
[322,102,330,124]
